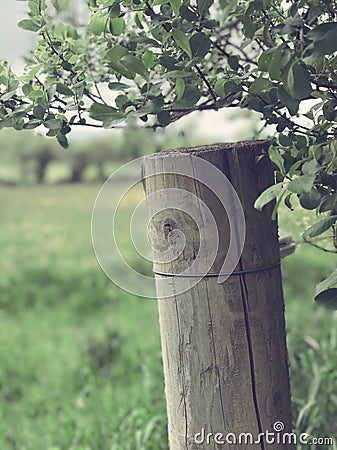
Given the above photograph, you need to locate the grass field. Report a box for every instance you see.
[0,182,336,450]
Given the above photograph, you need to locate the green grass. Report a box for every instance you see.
[279,204,337,448]
[0,184,165,450]
[0,184,336,449]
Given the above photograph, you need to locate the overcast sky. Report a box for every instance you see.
[0,1,33,68]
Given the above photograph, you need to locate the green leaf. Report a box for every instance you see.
[106,46,133,79]
[223,81,241,95]
[284,193,294,211]
[108,2,121,18]
[201,19,220,29]
[288,174,315,194]
[135,11,144,30]
[163,70,192,78]
[170,0,181,16]
[142,50,157,69]
[250,78,273,94]
[219,0,237,16]
[27,89,45,102]
[254,182,284,211]
[172,29,192,58]
[181,84,201,106]
[157,110,171,126]
[309,144,322,160]
[89,103,124,125]
[89,103,118,121]
[56,83,74,97]
[323,101,337,121]
[57,133,69,149]
[175,78,185,100]
[23,119,42,129]
[189,32,211,59]
[302,159,320,175]
[89,11,108,36]
[303,215,337,240]
[120,55,149,81]
[159,55,179,70]
[132,103,154,118]
[20,65,41,81]
[282,60,312,101]
[288,160,302,177]
[243,10,256,38]
[18,19,41,32]
[106,45,129,61]
[277,86,299,115]
[299,188,321,210]
[271,189,286,220]
[257,50,271,71]
[22,84,34,97]
[197,0,213,16]
[1,91,16,102]
[314,269,337,310]
[279,133,292,147]
[109,18,125,36]
[214,79,225,97]
[28,0,39,15]
[307,23,337,55]
[228,55,239,71]
[44,119,63,130]
[115,94,129,111]
[269,145,285,174]
[108,82,130,90]
[258,46,283,81]
[103,116,124,127]
[320,193,337,213]
[179,5,199,21]
[268,48,282,81]
[33,104,46,120]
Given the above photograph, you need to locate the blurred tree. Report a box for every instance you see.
[32,144,56,183]
[0,129,58,183]
[68,149,89,182]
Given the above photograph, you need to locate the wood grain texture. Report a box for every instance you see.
[143,142,293,449]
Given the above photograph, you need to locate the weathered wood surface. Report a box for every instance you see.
[143,141,293,449]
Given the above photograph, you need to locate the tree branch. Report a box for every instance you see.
[195,65,217,104]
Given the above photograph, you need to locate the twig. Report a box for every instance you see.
[43,31,76,77]
[303,239,337,253]
[94,82,108,105]
[195,65,217,103]
[269,3,286,20]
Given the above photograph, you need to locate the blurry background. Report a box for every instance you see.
[0,2,336,449]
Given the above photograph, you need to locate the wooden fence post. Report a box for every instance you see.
[143,141,293,449]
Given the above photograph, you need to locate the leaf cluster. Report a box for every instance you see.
[1,0,337,304]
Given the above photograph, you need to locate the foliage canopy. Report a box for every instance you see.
[1,0,337,303]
